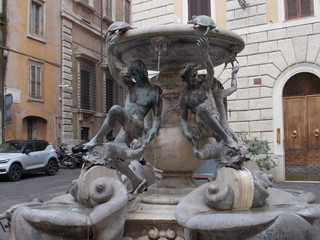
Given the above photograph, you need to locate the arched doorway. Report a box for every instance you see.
[283,72,320,180]
[23,116,48,140]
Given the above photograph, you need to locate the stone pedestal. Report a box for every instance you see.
[123,186,193,239]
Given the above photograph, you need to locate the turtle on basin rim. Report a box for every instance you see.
[188,15,219,35]
[105,21,135,42]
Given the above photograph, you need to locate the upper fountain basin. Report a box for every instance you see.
[113,24,245,71]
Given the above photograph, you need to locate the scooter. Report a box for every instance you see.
[70,142,89,168]
[55,144,78,169]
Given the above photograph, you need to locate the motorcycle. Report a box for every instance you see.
[55,144,79,169]
[70,142,88,168]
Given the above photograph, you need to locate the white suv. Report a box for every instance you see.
[0,140,59,181]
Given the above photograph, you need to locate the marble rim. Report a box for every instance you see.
[112,24,245,71]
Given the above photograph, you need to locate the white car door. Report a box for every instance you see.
[35,142,51,167]
[21,143,40,170]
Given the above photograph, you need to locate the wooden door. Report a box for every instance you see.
[284,95,320,180]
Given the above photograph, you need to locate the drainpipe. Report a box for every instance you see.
[0,0,6,143]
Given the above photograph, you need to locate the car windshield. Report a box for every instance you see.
[0,141,25,153]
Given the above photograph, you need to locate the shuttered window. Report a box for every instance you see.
[285,0,314,20]
[81,70,90,110]
[106,78,119,112]
[188,0,211,21]
[30,64,42,99]
[124,0,131,23]
[81,127,90,141]
[105,0,112,18]
[79,59,96,111]
[29,0,43,37]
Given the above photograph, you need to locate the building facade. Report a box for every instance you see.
[1,0,129,146]
[60,0,128,146]
[3,0,61,144]
[131,0,320,181]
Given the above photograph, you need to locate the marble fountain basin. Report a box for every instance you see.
[113,24,245,70]
[9,168,128,240]
[111,24,245,176]
[175,175,320,239]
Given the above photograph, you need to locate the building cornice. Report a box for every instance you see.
[61,9,103,37]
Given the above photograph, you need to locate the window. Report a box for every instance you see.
[81,70,90,109]
[35,141,48,151]
[188,0,211,21]
[124,0,131,23]
[104,0,112,18]
[81,127,90,141]
[79,59,96,111]
[285,0,314,20]
[29,0,44,37]
[24,143,36,152]
[106,78,119,112]
[29,64,42,99]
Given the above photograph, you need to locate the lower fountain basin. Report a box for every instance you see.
[175,180,320,240]
[8,174,128,240]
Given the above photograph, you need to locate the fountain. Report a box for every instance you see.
[2,22,320,240]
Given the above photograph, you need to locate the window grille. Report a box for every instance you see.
[79,59,96,111]
[106,78,119,112]
[81,127,90,141]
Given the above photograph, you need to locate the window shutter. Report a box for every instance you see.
[286,0,298,19]
[106,0,112,17]
[124,0,130,23]
[301,0,313,16]
[285,0,313,20]
[30,65,35,97]
[188,0,198,20]
[81,70,90,110]
[188,0,211,21]
[38,5,43,36]
[36,66,41,98]
[30,3,35,33]
[200,0,211,17]
[106,78,114,112]
[29,1,43,36]
[106,78,120,113]
[79,59,96,111]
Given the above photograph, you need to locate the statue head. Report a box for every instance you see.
[179,62,201,85]
[128,60,149,83]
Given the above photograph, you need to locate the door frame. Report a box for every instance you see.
[273,63,320,181]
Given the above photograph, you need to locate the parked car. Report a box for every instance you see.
[0,140,59,181]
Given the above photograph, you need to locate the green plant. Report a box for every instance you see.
[236,132,277,171]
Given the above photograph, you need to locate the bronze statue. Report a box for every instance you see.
[85,38,163,193]
[179,37,237,150]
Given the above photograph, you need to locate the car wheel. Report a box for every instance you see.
[8,164,22,181]
[46,159,59,176]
